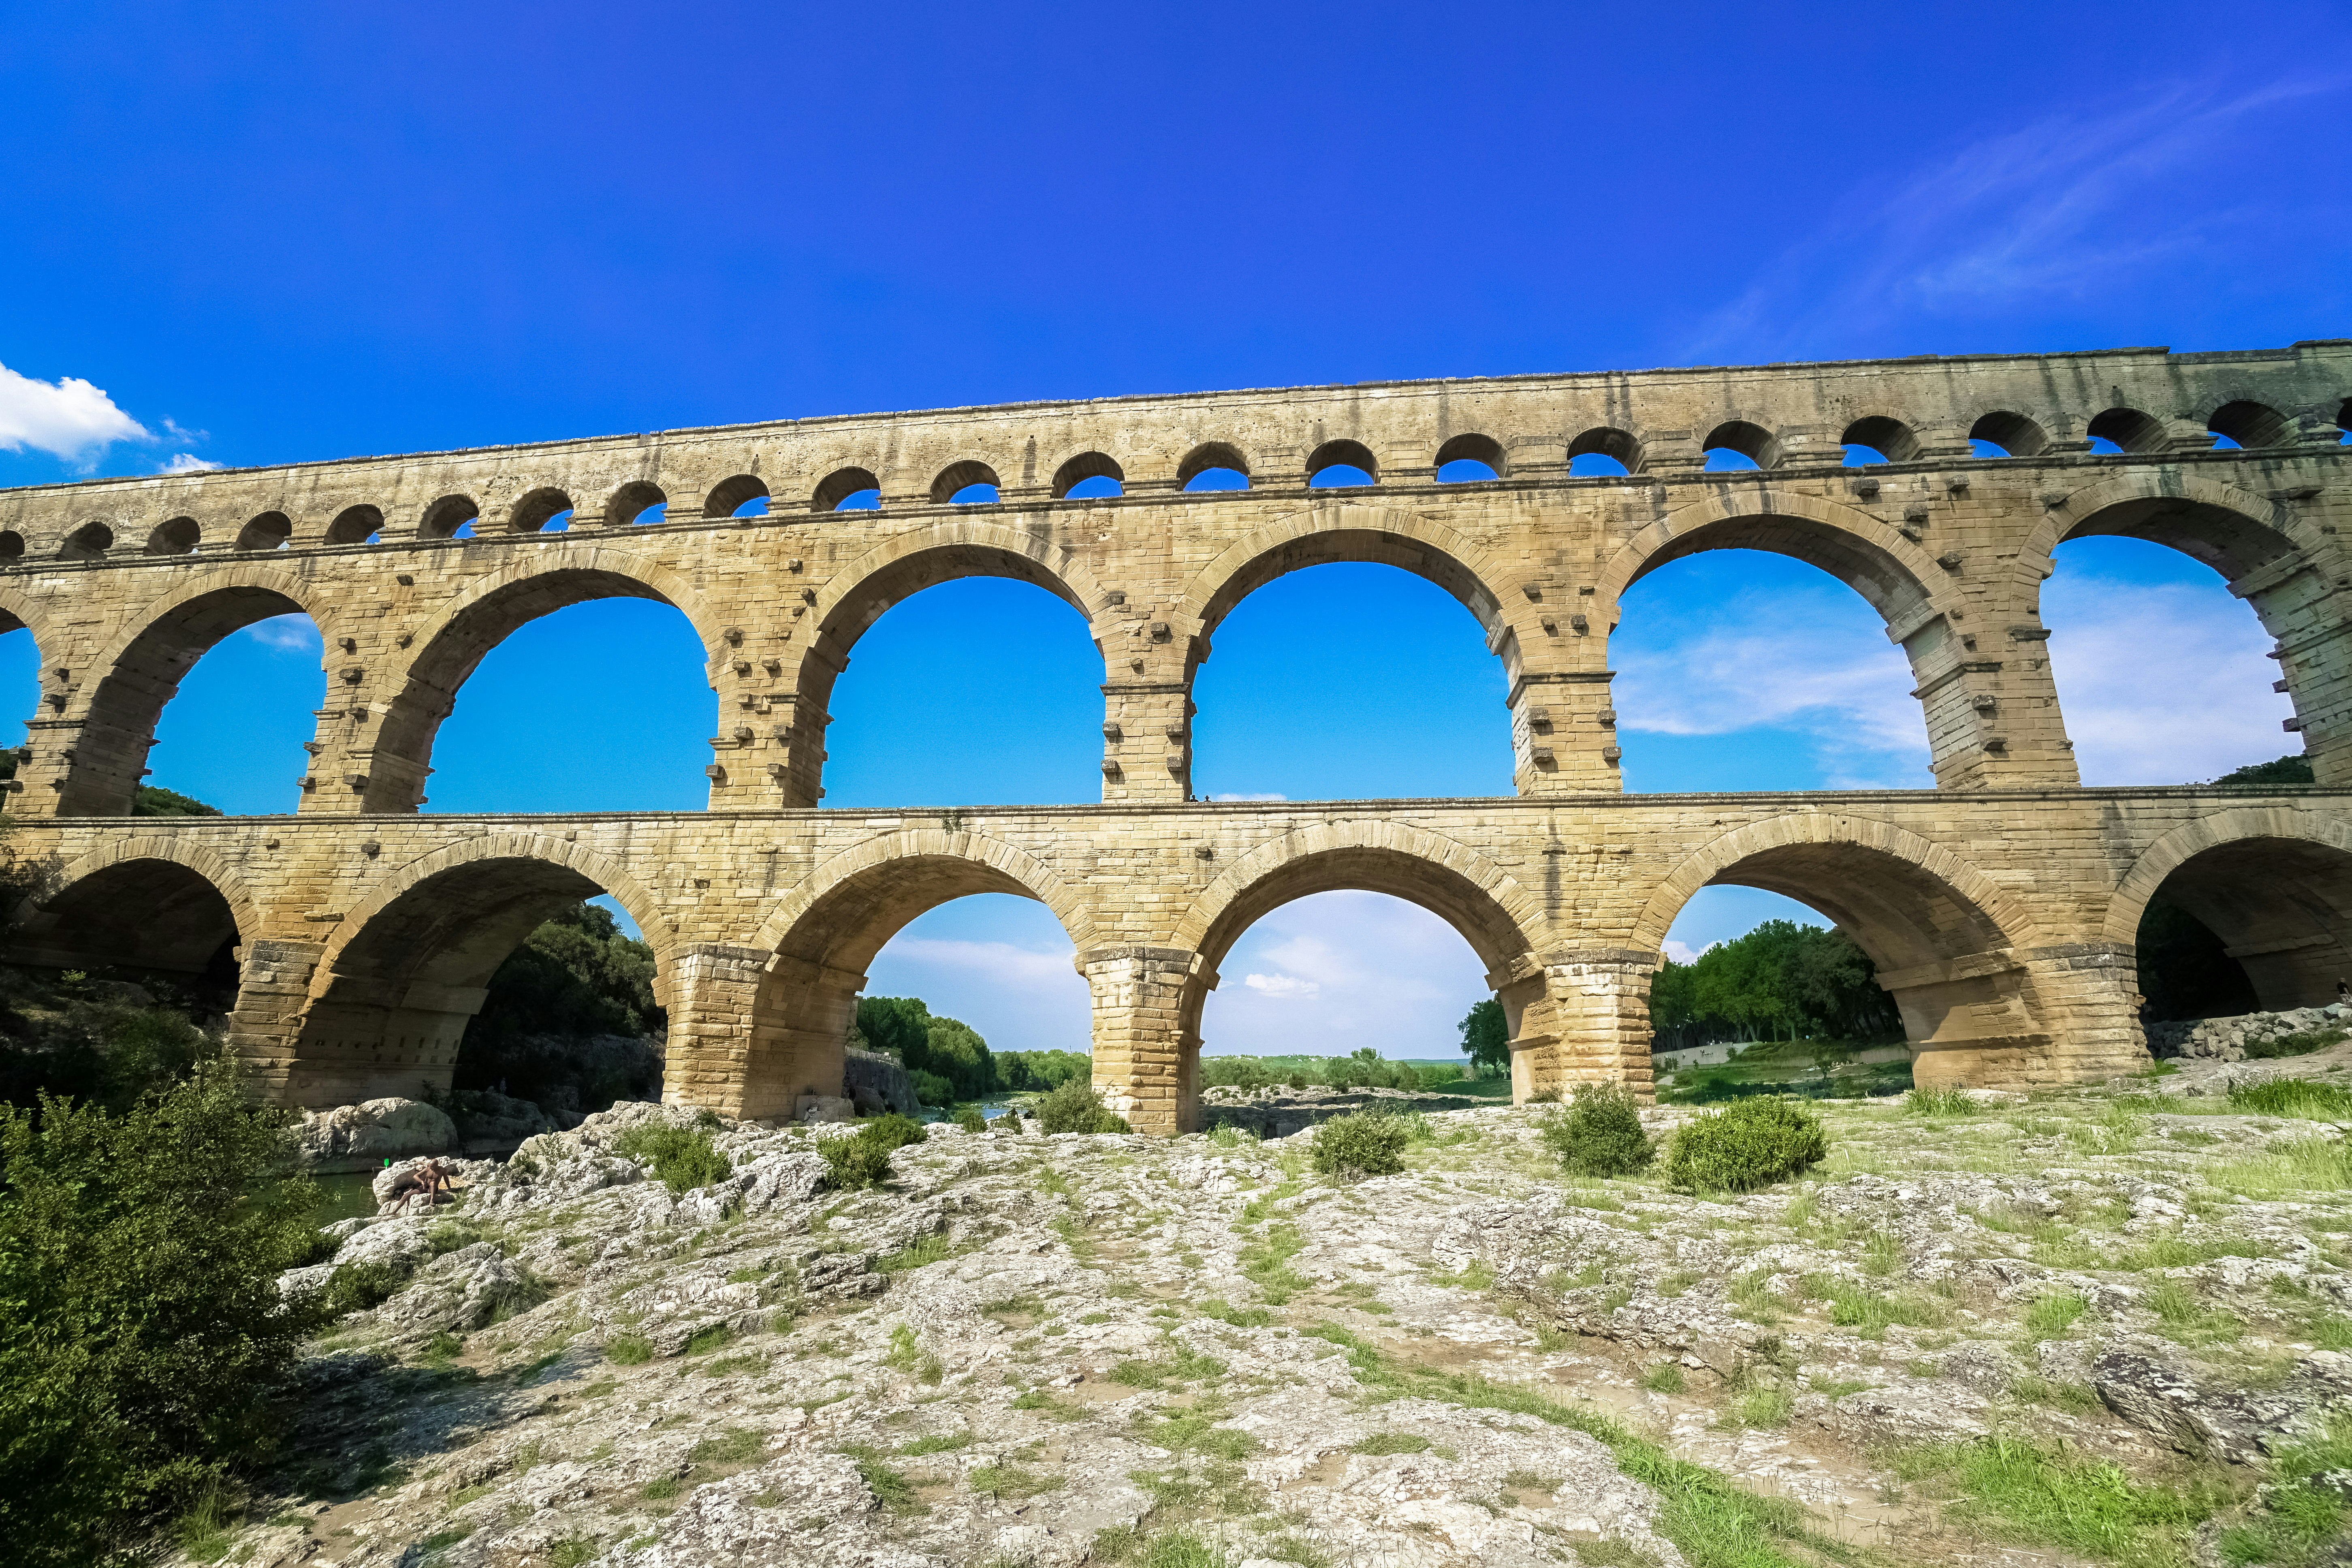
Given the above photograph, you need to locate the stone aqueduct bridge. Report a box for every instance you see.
[2,341,2351,1131]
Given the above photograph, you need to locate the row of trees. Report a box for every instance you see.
[1648,920,1903,1050]
[851,994,1088,1105]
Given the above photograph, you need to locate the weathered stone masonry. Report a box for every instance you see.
[2,342,2350,1130]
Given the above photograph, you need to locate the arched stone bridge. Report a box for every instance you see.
[3,341,2350,1130]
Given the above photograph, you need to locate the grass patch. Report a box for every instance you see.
[1893,1436,2224,1562]
[882,1323,943,1383]
[2213,1138,2352,1200]
[1909,1086,1979,1117]
[2024,1293,2087,1335]
[613,1123,733,1194]
[606,1333,653,1365]
[1814,1277,1942,1333]
[838,1445,926,1513]
[969,1463,1063,1500]
[1641,1363,1688,1393]
[877,1232,959,1274]
[1238,1222,1310,1303]
[897,1432,972,1456]
[2229,1079,2352,1120]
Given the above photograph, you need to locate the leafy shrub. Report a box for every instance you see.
[1537,1083,1654,1177]
[817,1113,930,1191]
[0,1061,324,1566]
[2229,1078,2352,1119]
[317,1259,404,1318]
[953,1106,987,1133]
[1908,1086,1978,1116]
[1664,1097,1827,1193]
[612,1123,733,1194]
[909,1069,955,1107]
[1311,1111,1409,1180]
[1035,1078,1130,1134]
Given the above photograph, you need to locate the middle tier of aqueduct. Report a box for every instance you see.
[3,339,2350,1131]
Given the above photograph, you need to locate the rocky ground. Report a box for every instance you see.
[197,1044,2352,1568]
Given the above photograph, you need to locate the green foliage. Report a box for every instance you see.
[2219,1415,2352,1568]
[0,968,218,1113]
[0,1061,324,1566]
[130,785,222,818]
[1664,1097,1827,1193]
[1198,1049,1461,1094]
[1641,1362,1687,1393]
[857,996,1000,1102]
[1908,1086,1979,1116]
[2210,754,2315,787]
[605,1334,653,1365]
[1538,1083,1655,1176]
[317,1260,403,1318]
[1311,1111,1409,1180]
[1650,920,1902,1050]
[2229,1079,2352,1119]
[2244,1031,2351,1062]
[1036,1077,1130,1134]
[1459,999,1510,1077]
[817,1113,928,1190]
[463,902,663,1060]
[612,1124,733,1194]
[2025,1293,2087,1335]
[994,1048,1093,1093]
[953,1106,987,1133]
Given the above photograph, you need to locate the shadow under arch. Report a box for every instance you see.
[7,836,256,977]
[726,830,1097,1119]
[280,836,673,1108]
[2103,807,2352,1013]
[57,565,335,816]
[782,521,1106,806]
[1634,813,2095,1088]
[366,547,726,813]
[1168,823,1551,1125]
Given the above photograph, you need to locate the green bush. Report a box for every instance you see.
[1537,1083,1654,1177]
[909,1069,956,1107]
[1312,1111,1409,1180]
[1908,1086,1978,1116]
[1664,1097,1827,1193]
[1036,1077,1130,1134]
[0,1061,324,1566]
[2245,1029,2350,1061]
[817,1113,931,1191]
[612,1123,734,1193]
[316,1259,403,1318]
[953,1106,987,1133]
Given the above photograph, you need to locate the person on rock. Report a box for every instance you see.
[385,1158,453,1207]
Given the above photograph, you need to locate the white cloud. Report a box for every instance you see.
[1242,972,1320,999]
[1663,940,1704,965]
[242,614,324,656]
[1684,75,2346,359]
[2041,567,2293,784]
[1212,791,1287,802]
[0,362,148,462]
[1612,581,1932,785]
[158,453,223,474]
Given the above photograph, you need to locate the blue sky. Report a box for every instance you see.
[2,2,2347,1061]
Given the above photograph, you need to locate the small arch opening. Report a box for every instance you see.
[931,461,1001,506]
[608,480,668,527]
[1569,427,1643,476]
[1701,421,1778,471]
[2087,407,2166,456]
[1178,442,1251,492]
[147,517,201,556]
[1433,434,1506,483]
[2207,401,2292,451]
[704,475,770,519]
[235,512,293,552]
[812,468,882,514]
[1968,412,2048,459]
[64,522,115,559]
[0,531,22,561]
[2337,398,2352,445]
[1305,439,1377,488]
[509,487,576,534]
[1051,451,1125,500]
[2134,836,2352,1020]
[420,494,480,540]
[325,505,383,546]
[1840,416,1920,465]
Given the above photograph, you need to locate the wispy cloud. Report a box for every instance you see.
[243,615,325,656]
[159,452,223,474]
[1684,74,2348,359]
[1242,972,1319,999]
[1613,580,1932,786]
[0,362,147,464]
[1204,890,1487,1059]
[2042,563,2292,783]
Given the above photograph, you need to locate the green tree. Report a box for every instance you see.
[130,785,222,818]
[0,1060,323,1565]
[2209,753,2314,787]
[855,996,999,1101]
[1650,922,1900,1050]
[1458,998,1509,1078]
[464,902,662,1051]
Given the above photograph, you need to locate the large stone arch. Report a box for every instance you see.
[0,580,54,645]
[775,521,1107,807]
[5,833,257,975]
[361,547,726,813]
[1632,812,2133,1087]
[702,829,1097,1121]
[2102,807,2352,1013]
[55,565,335,816]
[279,833,673,1108]
[1154,820,1553,1125]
